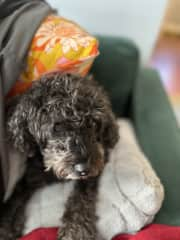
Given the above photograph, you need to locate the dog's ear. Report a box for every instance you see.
[102,112,119,149]
[4,87,42,201]
[6,94,37,157]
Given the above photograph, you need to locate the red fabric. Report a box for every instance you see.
[113,224,180,240]
[19,228,58,240]
[19,224,180,240]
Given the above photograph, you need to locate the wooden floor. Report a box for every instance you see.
[150,33,180,121]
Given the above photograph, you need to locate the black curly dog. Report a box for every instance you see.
[0,73,119,240]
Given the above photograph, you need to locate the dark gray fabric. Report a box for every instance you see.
[0,0,46,19]
[0,1,54,94]
[0,56,6,201]
[0,0,53,201]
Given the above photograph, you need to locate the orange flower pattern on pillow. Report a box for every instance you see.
[7,15,99,97]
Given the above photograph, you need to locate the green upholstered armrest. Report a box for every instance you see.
[131,68,180,225]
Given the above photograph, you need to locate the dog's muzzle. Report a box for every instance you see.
[74,162,89,177]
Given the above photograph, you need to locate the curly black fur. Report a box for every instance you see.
[0,73,119,240]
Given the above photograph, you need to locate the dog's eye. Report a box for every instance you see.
[53,122,63,133]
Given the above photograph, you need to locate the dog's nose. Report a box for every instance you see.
[74,163,89,176]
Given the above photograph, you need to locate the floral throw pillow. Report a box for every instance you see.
[8,15,99,97]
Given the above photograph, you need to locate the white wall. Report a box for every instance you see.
[47,0,168,63]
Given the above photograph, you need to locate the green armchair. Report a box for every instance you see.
[0,35,179,226]
[91,36,180,226]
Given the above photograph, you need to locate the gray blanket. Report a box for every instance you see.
[0,0,53,202]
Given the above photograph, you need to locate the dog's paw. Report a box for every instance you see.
[58,225,96,240]
[58,227,74,240]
